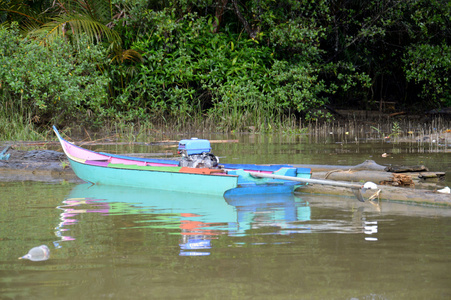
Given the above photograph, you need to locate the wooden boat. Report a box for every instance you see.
[53,126,312,196]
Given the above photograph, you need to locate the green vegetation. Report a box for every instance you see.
[0,24,110,125]
[0,109,45,141]
[0,0,450,139]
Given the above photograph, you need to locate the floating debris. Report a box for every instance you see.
[0,146,10,161]
[18,245,50,261]
[362,182,378,190]
[380,173,415,187]
[437,187,451,194]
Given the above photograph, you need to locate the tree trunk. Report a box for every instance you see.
[212,0,229,33]
[231,0,258,39]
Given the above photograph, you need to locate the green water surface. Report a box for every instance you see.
[1,134,451,299]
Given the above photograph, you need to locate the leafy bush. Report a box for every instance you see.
[108,9,330,129]
[404,43,451,107]
[4,0,449,133]
[0,23,110,125]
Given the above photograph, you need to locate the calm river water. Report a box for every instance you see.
[1,133,450,299]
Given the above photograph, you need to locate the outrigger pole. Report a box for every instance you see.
[248,172,369,202]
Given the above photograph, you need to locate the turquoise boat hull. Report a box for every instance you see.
[54,126,311,196]
[69,158,239,196]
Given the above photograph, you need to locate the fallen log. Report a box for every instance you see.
[385,165,429,172]
[292,160,386,172]
[380,173,415,187]
[297,192,451,218]
[314,170,445,184]
[418,172,446,182]
[312,170,415,187]
[296,184,451,207]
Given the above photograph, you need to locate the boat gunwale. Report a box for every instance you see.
[67,156,238,177]
[53,126,311,195]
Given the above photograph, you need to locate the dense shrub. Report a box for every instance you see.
[0,23,110,125]
[404,43,451,106]
[1,0,450,133]
[109,9,330,129]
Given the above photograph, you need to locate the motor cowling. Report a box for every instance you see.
[178,138,219,168]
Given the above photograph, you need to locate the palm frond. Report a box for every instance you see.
[0,0,45,25]
[73,0,112,23]
[31,14,121,45]
[110,48,144,64]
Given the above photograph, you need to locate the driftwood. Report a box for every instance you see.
[296,185,451,207]
[385,165,429,173]
[380,173,415,187]
[314,170,391,183]
[293,160,386,172]
[299,160,444,186]
[312,170,415,187]
[418,172,446,182]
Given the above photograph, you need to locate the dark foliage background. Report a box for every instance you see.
[1,0,450,131]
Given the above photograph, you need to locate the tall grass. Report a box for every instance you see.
[0,101,47,141]
[307,115,451,143]
[91,112,451,142]
[2,98,450,145]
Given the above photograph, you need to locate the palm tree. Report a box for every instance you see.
[0,0,141,62]
[0,0,48,30]
[1,1,118,44]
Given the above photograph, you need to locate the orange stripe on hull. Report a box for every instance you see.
[179,167,227,175]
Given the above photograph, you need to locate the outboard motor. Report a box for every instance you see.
[178,138,219,168]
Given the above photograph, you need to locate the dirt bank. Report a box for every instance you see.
[0,148,81,183]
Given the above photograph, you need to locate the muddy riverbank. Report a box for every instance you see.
[0,148,81,183]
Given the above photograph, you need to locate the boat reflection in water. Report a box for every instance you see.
[55,183,312,256]
[225,193,311,236]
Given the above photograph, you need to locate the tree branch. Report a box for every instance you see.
[231,0,258,39]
